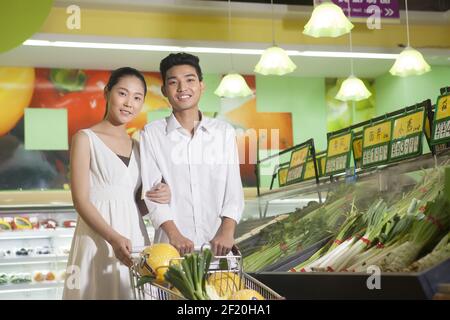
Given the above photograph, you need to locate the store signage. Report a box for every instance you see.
[286,145,310,184]
[320,155,326,176]
[352,134,363,167]
[362,120,392,167]
[389,108,425,161]
[431,94,450,145]
[278,167,289,187]
[325,132,353,175]
[317,0,400,20]
[303,158,318,181]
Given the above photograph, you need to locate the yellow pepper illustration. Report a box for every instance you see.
[0,67,35,136]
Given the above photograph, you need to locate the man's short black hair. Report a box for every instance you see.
[160,52,203,84]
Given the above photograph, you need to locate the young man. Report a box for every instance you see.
[140,53,244,256]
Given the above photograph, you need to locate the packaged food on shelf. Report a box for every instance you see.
[63,220,76,228]
[0,250,12,258]
[45,271,56,281]
[58,271,67,282]
[29,217,39,229]
[35,247,52,255]
[58,246,70,255]
[15,248,33,256]
[40,219,57,229]
[33,272,46,282]
[33,271,57,283]
[0,217,13,231]
[0,219,12,231]
[11,217,33,230]
[9,273,32,284]
[0,274,8,285]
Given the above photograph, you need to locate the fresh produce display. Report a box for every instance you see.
[292,167,450,273]
[404,232,450,272]
[240,184,378,272]
[137,243,180,283]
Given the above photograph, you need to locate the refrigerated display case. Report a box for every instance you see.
[0,194,156,300]
[0,205,75,300]
[239,152,450,299]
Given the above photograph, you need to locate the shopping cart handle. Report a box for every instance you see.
[131,246,147,254]
[130,243,241,256]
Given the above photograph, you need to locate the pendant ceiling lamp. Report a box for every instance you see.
[335,76,372,102]
[389,0,431,77]
[214,0,252,98]
[303,1,354,38]
[335,0,371,102]
[254,0,297,75]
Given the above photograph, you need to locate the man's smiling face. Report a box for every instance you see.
[162,64,205,112]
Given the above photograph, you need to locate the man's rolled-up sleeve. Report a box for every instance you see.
[219,127,244,223]
[140,128,173,230]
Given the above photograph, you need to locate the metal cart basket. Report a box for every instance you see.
[129,245,284,300]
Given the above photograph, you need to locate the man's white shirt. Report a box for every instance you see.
[140,113,244,246]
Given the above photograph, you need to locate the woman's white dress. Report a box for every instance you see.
[63,129,150,300]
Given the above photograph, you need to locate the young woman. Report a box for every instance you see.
[63,67,170,300]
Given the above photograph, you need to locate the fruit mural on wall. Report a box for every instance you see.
[29,68,170,142]
[0,67,170,190]
[0,68,293,190]
[0,67,35,136]
[219,75,293,187]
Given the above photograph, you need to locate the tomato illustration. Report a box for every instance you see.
[0,67,35,136]
[29,68,109,141]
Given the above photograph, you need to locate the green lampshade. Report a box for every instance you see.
[335,76,372,102]
[389,46,431,77]
[214,73,253,98]
[254,46,297,76]
[303,3,354,38]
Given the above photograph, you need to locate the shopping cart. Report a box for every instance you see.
[129,244,284,300]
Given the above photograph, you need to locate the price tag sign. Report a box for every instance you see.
[278,167,289,187]
[325,132,352,175]
[390,108,425,161]
[432,94,450,144]
[320,155,326,176]
[303,158,317,181]
[362,120,392,167]
[352,133,363,168]
[286,144,310,184]
[353,136,363,162]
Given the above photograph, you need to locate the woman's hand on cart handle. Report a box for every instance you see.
[109,233,133,267]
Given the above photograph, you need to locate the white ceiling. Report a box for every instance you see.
[0,0,448,77]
